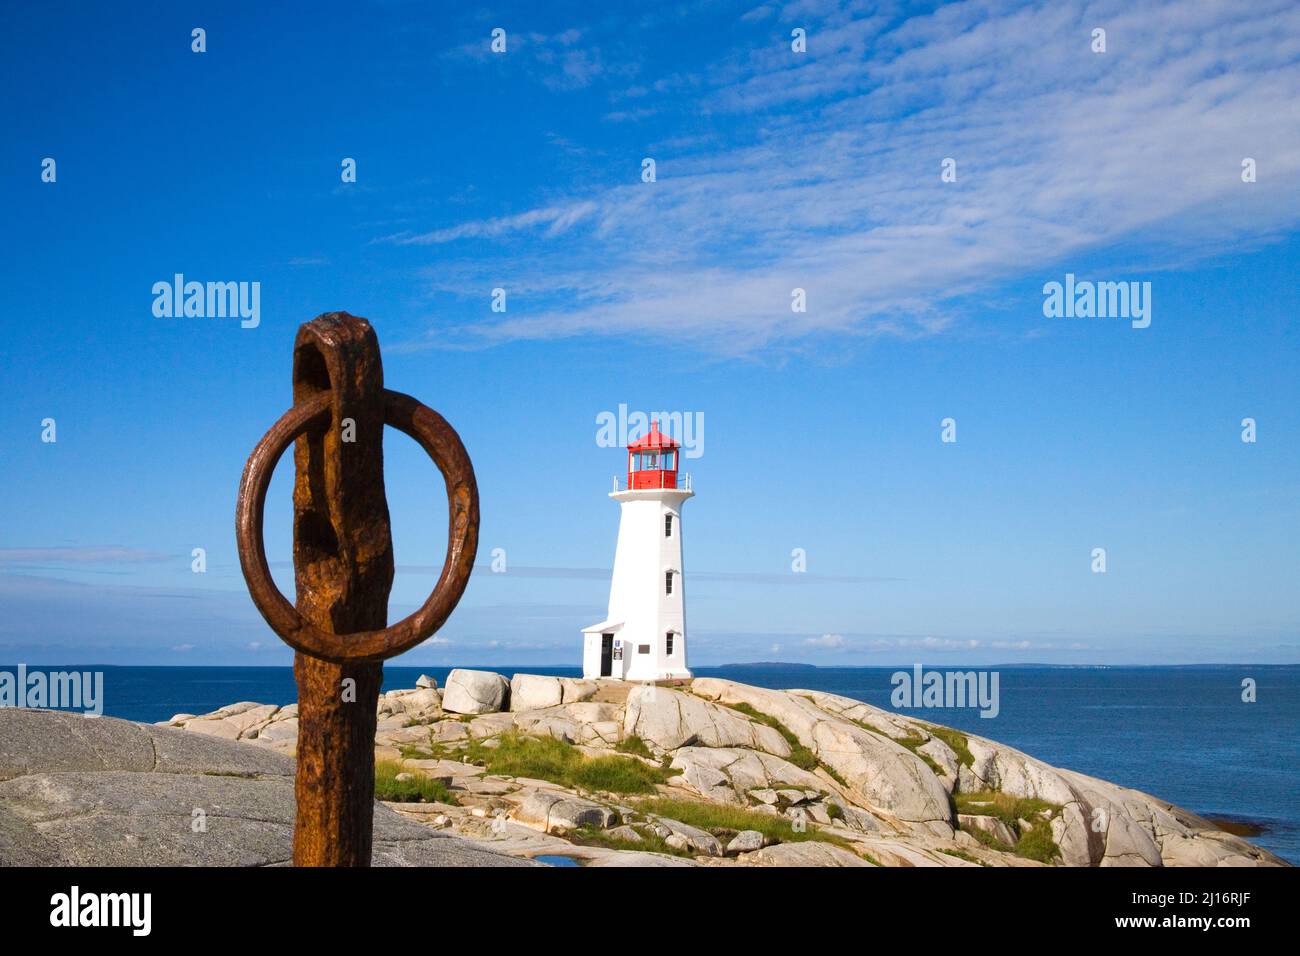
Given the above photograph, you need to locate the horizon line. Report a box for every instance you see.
[3,661,1296,670]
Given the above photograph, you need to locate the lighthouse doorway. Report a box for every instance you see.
[600,634,614,677]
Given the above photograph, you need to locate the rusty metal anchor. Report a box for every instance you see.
[235,312,478,866]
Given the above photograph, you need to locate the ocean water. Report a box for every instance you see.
[3,663,1296,864]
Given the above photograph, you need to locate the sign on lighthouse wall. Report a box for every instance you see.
[582,421,693,681]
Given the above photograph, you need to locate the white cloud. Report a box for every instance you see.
[382,201,600,246]
[439,28,634,92]
[804,632,845,648]
[390,0,1300,354]
[863,636,985,650]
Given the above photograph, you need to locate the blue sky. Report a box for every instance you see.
[2,0,1299,667]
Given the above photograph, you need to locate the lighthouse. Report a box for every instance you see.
[582,420,693,681]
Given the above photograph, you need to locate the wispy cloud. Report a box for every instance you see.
[388,0,1300,354]
[440,28,637,92]
[380,201,600,246]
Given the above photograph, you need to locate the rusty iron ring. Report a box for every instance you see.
[235,389,479,663]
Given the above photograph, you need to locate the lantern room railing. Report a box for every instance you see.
[612,472,692,492]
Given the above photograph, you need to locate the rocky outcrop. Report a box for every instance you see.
[442,669,511,715]
[668,747,826,805]
[647,816,723,856]
[0,710,529,867]
[726,829,765,854]
[506,675,599,711]
[743,841,874,867]
[623,685,790,755]
[513,791,616,834]
[163,682,446,754]
[153,672,1286,869]
[689,679,952,825]
[510,674,563,711]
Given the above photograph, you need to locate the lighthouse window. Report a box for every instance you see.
[665,514,672,537]
[663,451,675,470]
[665,570,673,594]
[666,632,675,655]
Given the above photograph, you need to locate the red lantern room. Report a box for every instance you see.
[627,420,680,489]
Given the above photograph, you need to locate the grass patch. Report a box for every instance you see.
[571,825,692,858]
[374,759,457,804]
[953,791,1059,829]
[925,726,974,768]
[463,731,672,795]
[1014,821,1061,863]
[953,790,1062,863]
[574,754,672,794]
[634,797,855,852]
[963,825,1011,852]
[615,734,654,758]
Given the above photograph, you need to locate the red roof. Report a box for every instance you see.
[627,420,679,451]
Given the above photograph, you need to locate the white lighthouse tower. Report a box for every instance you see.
[582,421,693,681]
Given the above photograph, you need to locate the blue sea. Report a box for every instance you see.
[3,663,1296,864]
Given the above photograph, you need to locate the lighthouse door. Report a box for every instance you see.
[599,634,614,677]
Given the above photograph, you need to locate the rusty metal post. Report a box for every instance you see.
[235,312,478,866]
[288,315,390,866]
